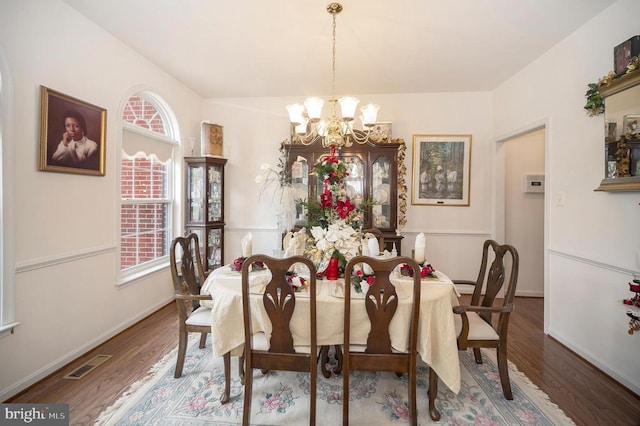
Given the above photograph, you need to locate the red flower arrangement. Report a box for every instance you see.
[623,279,640,308]
[400,262,437,279]
[229,257,266,272]
[301,145,366,229]
[351,269,375,293]
[285,271,308,292]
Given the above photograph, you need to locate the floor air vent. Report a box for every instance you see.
[63,354,112,380]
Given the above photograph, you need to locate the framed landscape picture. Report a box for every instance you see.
[411,134,471,206]
[39,86,107,176]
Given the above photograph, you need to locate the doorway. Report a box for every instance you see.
[503,128,545,297]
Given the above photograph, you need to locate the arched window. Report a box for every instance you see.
[120,92,178,279]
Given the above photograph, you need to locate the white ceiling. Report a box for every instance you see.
[62,0,616,99]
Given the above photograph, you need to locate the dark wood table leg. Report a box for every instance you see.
[319,345,344,377]
[428,367,441,421]
[334,345,343,375]
[320,346,331,378]
[239,350,245,385]
[221,352,230,404]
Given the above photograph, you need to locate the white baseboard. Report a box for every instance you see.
[0,297,173,402]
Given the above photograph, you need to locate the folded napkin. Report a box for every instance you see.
[283,231,301,257]
[368,236,380,256]
[241,232,253,257]
[360,239,373,275]
[282,231,294,254]
[414,232,425,264]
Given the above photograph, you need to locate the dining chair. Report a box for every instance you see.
[452,239,519,400]
[343,256,421,426]
[241,254,318,426]
[169,234,212,378]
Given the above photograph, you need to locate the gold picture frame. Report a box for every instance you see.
[411,134,471,206]
[39,86,106,176]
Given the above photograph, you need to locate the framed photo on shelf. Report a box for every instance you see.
[623,114,640,137]
[371,121,392,142]
[201,121,224,156]
[411,134,471,206]
[38,86,106,176]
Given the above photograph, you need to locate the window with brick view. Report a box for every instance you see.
[120,93,175,273]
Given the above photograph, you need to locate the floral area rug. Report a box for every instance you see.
[96,336,575,425]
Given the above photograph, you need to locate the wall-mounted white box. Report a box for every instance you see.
[524,174,544,193]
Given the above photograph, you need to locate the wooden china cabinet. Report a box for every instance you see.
[284,137,406,253]
[184,156,227,271]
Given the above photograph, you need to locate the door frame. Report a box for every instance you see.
[492,119,550,333]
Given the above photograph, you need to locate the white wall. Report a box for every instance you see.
[0,0,204,400]
[505,129,545,297]
[203,91,494,281]
[493,0,640,394]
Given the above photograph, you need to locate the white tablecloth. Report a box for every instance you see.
[202,265,461,393]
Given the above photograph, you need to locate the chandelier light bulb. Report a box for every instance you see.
[286,104,305,126]
[317,119,329,137]
[360,104,380,127]
[294,117,309,135]
[338,96,359,121]
[303,97,325,123]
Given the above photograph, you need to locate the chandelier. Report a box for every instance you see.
[286,2,382,148]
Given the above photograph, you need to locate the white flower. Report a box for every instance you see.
[260,163,272,170]
[310,226,327,241]
[305,220,362,271]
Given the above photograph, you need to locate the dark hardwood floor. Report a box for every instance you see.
[6,297,640,425]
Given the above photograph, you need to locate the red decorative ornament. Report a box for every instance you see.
[325,257,339,280]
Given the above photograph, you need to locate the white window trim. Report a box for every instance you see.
[0,49,18,339]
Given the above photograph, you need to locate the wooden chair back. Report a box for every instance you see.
[453,239,519,400]
[241,254,317,425]
[343,255,421,425]
[169,233,212,379]
[170,233,207,310]
[468,239,519,329]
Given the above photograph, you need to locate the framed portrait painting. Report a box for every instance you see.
[39,86,107,176]
[411,134,471,206]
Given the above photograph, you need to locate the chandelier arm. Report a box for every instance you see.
[295,134,320,146]
[349,128,373,144]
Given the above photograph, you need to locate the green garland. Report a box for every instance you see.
[584,56,639,116]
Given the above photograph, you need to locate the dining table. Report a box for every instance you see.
[200,260,462,415]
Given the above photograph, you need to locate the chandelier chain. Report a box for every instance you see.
[331,11,337,100]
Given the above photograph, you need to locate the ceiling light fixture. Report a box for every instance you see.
[286,2,382,148]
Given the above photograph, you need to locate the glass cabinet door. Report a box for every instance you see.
[291,156,309,227]
[372,155,391,228]
[207,164,223,221]
[343,156,365,208]
[207,228,223,270]
[188,165,204,223]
